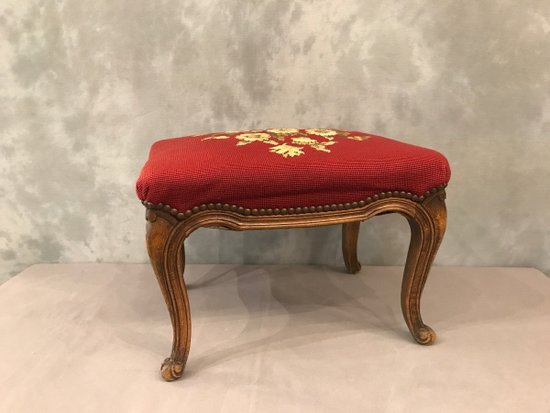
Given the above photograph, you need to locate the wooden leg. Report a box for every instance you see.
[342,221,361,274]
[146,209,191,381]
[401,193,447,345]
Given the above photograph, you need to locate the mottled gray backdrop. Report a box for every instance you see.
[1,1,549,282]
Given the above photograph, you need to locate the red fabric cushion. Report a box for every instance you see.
[136,128,450,212]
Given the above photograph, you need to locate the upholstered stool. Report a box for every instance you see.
[136,128,450,381]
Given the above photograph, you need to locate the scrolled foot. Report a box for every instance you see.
[347,261,362,274]
[413,325,436,345]
[161,357,185,381]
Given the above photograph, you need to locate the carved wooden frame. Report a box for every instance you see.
[145,185,447,381]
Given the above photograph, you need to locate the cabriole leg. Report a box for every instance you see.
[146,209,191,381]
[401,193,447,345]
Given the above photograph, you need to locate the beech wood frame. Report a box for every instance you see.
[145,187,447,381]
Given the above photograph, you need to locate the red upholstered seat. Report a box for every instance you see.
[136,128,450,213]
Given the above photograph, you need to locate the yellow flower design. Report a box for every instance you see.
[201,128,371,158]
[305,128,338,137]
[269,144,304,158]
[291,137,318,145]
[235,132,277,146]
[267,128,299,135]
[309,141,335,153]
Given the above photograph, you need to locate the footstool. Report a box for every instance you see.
[136,128,450,381]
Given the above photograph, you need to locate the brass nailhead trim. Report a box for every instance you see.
[143,184,447,220]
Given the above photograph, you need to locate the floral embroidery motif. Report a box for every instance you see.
[291,137,318,145]
[201,128,370,158]
[270,143,304,158]
[267,128,299,135]
[304,128,338,138]
[235,132,277,146]
[309,140,335,152]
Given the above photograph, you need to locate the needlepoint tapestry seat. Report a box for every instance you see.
[136,128,450,214]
